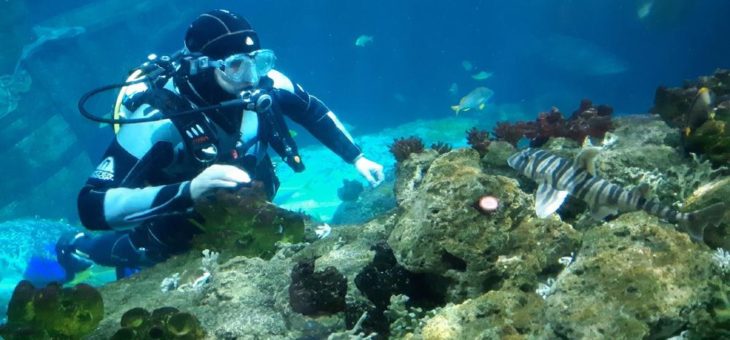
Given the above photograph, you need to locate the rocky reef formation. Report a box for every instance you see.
[653,69,730,166]
[75,113,730,339]
[192,186,306,261]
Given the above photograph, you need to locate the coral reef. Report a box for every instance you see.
[389,136,425,162]
[0,281,103,339]
[388,148,580,302]
[430,141,452,155]
[337,179,365,202]
[78,114,730,339]
[652,69,730,166]
[289,260,348,315]
[465,127,490,157]
[192,186,305,260]
[493,99,613,147]
[544,212,714,339]
[111,306,205,340]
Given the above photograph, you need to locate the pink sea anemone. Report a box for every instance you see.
[474,195,499,214]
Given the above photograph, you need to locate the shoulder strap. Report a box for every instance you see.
[127,88,221,166]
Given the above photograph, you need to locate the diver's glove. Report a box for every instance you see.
[354,156,385,187]
[190,164,251,200]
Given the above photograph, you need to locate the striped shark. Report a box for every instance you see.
[507,148,726,241]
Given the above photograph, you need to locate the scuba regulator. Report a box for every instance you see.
[78,50,305,173]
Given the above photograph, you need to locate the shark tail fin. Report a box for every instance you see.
[682,202,726,242]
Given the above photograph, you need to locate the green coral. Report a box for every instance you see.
[0,281,104,339]
[112,306,205,340]
[192,186,305,260]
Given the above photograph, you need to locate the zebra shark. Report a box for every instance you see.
[507,148,726,241]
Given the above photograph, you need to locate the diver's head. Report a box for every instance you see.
[184,9,276,93]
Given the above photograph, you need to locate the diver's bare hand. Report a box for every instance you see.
[355,156,385,187]
[190,164,251,200]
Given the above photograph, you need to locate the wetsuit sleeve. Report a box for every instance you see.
[77,115,194,231]
[269,71,363,163]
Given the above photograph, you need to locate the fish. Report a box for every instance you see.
[507,148,726,241]
[688,87,714,128]
[637,1,654,19]
[471,71,493,80]
[355,35,374,47]
[461,60,474,71]
[451,87,494,115]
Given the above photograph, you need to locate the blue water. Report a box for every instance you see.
[0,0,728,319]
[14,1,729,149]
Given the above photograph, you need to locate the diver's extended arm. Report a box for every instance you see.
[268,70,363,163]
[77,140,195,231]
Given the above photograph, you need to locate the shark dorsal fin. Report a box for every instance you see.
[575,145,601,176]
[535,182,569,218]
[630,183,652,198]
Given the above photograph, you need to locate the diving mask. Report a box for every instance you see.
[216,49,276,84]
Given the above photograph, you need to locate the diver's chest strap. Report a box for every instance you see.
[126,88,228,167]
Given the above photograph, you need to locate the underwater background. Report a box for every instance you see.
[1,0,730,338]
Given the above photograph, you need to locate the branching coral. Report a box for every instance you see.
[430,141,452,155]
[389,136,425,162]
[611,153,726,208]
[492,99,613,147]
[466,127,490,157]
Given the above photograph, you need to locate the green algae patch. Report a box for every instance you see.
[545,212,714,339]
[193,186,305,260]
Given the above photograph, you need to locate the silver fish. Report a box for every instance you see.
[507,148,725,241]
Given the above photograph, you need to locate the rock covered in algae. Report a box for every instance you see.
[544,212,714,339]
[388,148,580,302]
[420,289,550,340]
[192,185,305,260]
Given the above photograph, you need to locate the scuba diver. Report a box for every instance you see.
[55,9,385,281]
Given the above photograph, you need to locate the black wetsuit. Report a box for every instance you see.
[71,69,362,275]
